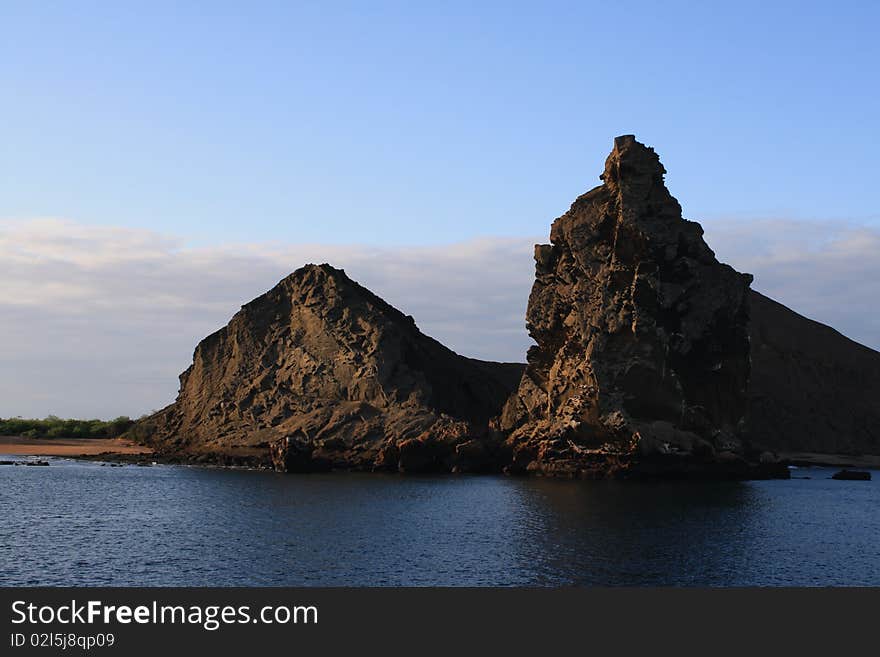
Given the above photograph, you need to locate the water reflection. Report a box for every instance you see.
[502,480,751,584]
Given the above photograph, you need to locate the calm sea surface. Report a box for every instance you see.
[1,457,878,586]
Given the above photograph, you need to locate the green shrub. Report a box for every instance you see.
[0,416,135,439]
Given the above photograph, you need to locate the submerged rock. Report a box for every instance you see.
[499,135,766,478]
[831,470,871,481]
[135,264,523,472]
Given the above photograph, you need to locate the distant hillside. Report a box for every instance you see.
[747,290,880,455]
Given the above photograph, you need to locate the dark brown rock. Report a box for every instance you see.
[746,290,880,457]
[134,264,523,472]
[831,470,871,481]
[500,135,759,478]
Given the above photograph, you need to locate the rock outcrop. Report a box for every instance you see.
[134,264,523,472]
[746,290,880,456]
[132,135,879,478]
[499,135,782,478]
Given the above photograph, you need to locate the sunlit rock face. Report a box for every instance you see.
[500,135,757,478]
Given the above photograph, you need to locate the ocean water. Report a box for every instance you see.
[1,457,878,586]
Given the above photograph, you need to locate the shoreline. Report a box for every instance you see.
[3,436,877,475]
[0,435,153,457]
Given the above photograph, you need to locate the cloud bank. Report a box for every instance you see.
[1,217,878,418]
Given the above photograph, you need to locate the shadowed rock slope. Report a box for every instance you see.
[499,135,782,478]
[134,264,523,472]
[747,290,880,456]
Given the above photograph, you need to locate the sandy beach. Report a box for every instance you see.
[0,435,152,456]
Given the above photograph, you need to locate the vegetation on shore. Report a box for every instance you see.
[0,416,135,439]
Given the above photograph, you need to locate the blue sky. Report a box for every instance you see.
[3,1,878,246]
[2,1,879,418]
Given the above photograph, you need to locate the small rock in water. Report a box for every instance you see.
[831,470,871,481]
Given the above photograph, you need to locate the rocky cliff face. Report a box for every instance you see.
[499,135,771,478]
[747,290,880,456]
[135,264,523,472]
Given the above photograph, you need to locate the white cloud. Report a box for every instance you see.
[703,218,880,351]
[1,216,878,419]
[0,219,536,418]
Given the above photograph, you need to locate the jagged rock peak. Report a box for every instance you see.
[500,135,765,478]
[599,134,667,186]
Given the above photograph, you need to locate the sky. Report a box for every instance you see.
[1,1,879,418]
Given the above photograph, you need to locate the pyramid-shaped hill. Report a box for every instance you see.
[134,264,524,472]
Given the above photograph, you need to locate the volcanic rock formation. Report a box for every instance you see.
[132,135,879,477]
[747,290,880,456]
[135,264,523,472]
[499,135,773,478]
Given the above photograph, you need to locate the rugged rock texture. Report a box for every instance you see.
[499,135,778,478]
[134,264,523,472]
[747,290,880,456]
